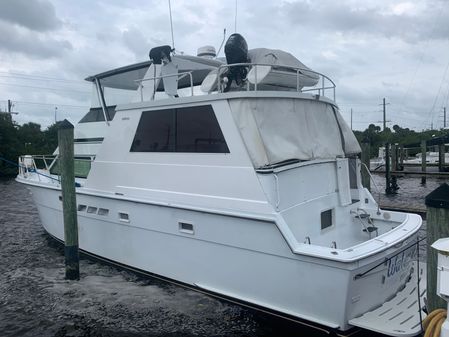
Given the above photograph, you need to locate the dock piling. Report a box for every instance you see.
[399,144,404,170]
[439,143,445,172]
[385,143,394,194]
[58,119,80,280]
[425,183,449,312]
[421,140,427,185]
[391,144,398,171]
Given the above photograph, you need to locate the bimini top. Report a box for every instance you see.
[84,42,325,96]
[85,55,223,90]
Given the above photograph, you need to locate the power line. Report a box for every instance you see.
[0,82,90,94]
[0,71,86,84]
[12,100,89,108]
[428,58,449,125]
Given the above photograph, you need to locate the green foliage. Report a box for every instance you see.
[354,124,449,158]
[0,116,58,176]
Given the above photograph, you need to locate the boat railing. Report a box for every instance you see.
[216,63,336,101]
[18,154,57,181]
[135,71,194,101]
[18,155,95,181]
[133,63,336,102]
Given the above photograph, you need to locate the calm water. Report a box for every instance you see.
[0,176,445,337]
[372,173,449,213]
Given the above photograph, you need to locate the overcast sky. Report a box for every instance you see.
[1,0,449,131]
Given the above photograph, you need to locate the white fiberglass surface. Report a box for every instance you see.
[302,212,409,250]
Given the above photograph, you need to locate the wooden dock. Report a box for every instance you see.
[373,170,449,178]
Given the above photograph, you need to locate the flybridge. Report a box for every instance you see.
[84,34,336,118]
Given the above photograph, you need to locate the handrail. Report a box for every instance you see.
[361,162,381,215]
[133,62,336,102]
[18,154,95,183]
[135,71,194,101]
[216,62,336,101]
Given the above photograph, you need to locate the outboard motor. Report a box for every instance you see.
[224,33,249,90]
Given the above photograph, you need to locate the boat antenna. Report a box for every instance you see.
[168,0,175,51]
[234,0,238,32]
[216,28,227,57]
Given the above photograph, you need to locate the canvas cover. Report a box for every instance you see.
[229,98,361,168]
[248,48,319,83]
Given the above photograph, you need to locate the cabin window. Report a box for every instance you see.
[79,105,116,123]
[321,209,333,230]
[130,105,229,153]
[50,157,92,178]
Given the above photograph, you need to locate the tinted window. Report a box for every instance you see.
[131,108,176,152]
[79,106,116,123]
[131,105,229,153]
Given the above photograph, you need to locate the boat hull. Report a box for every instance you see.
[26,182,418,332]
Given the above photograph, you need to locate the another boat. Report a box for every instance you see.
[404,151,449,165]
[16,34,425,335]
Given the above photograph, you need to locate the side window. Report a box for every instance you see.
[130,105,229,153]
[131,108,176,152]
[79,106,116,123]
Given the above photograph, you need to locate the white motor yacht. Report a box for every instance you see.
[17,34,425,336]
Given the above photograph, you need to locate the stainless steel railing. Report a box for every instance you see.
[216,63,336,101]
[134,62,336,102]
[135,71,194,101]
[18,155,95,181]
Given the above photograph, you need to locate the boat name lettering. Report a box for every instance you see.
[387,245,417,278]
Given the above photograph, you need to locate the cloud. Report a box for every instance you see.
[0,21,72,59]
[0,0,61,32]
[122,27,154,59]
[281,0,449,43]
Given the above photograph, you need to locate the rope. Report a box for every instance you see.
[423,309,447,337]
[0,156,60,183]
[354,236,426,279]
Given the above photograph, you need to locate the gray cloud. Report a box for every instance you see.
[122,27,154,59]
[0,21,72,59]
[281,1,449,43]
[0,0,61,32]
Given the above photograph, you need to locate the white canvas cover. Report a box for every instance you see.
[229,98,361,168]
[247,48,319,87]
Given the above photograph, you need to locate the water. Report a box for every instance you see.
[1,176,445,337]
[372,173,449,213]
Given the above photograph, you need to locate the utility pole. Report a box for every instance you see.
[55,106,58,123]
[378,98,390,131]
[1,99,18,118]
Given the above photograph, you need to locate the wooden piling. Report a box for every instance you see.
[425,183,449,312]
[385,143,394,194]
[361,142,371,191]
[439,143,445,172]
[58,119,80,280]
[421,140,427,185]
[399,145,404,170]
[391,144,398,171]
